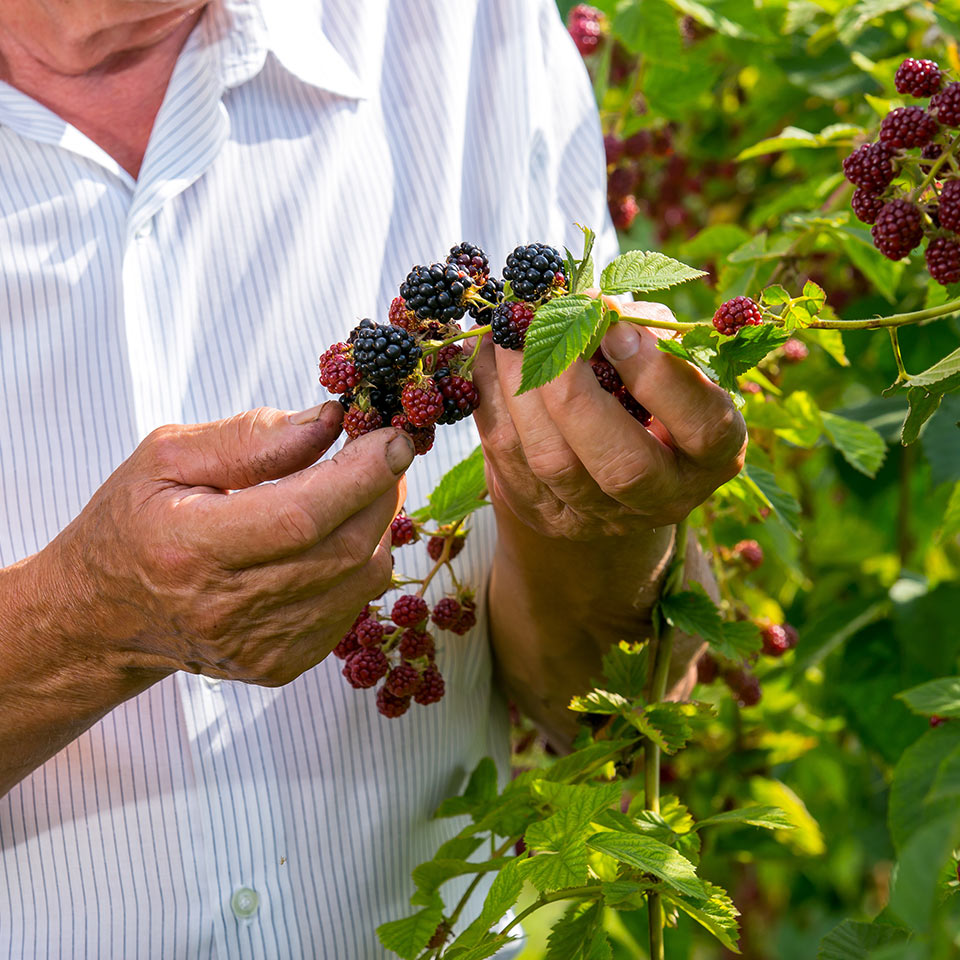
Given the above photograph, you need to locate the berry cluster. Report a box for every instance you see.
[333,516,477,719]
[842,57,960,284]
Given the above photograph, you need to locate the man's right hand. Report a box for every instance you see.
[45,401,414,686]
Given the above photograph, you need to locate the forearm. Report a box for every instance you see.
[0,541,165,798]
[488,503,706,748]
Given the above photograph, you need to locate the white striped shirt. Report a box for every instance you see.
[0,1,617,956]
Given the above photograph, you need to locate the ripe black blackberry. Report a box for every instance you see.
[879,105,938,149]
[842,142,896,192]
[400,263,475,322]
[939,180,960,232]
[871,199,923,260]
[712,296,763,336]
[446,242,489,282]
[931,82,960,128]
[491,301,535,350]
[349,319,421,386]
[926,237,960,285]
[502,243,566,301]
[368,384,403,420]
[851,188,884,225]
[591,358,622,393]
[895,58,942,97]
[433,370,480,423]
[468,276,504,320]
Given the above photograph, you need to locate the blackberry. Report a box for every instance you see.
[842,142,896,192]
[434,371,480,423]
[388,296,418,332]
[343,405,383,439]
[349,319,421,386]
[318,343,361,393]
[782,338,809,363]
[368,385,403,420]
[390,514,418,547]
[567,4,602,56]
[930,715,948,727]
[895,58,942,97]
[343,647,388,689]
[939,180,960,232]
[733,539,763,569]
[392,594,429,627]
[926,237,960,285]
[611,195,640,231]
[623,130,653,158]
[431,597,461,630]
[355,618,385,648]
[427,534,465,562]
[390,414,436,456]
[400,263,474,323]
[931,82,960,127]
[920,142,943,173]
[712,296,763,336]
[450,598,477,635]
[696,653,719,685]
[401,380,444,427]
[871,199,923,260]
[385,663,423,698]
[376,685,412,719]
[399,628,435,661]
[607,165,637,201]
[413,664,445,705]
[333,631,360,660]
[615,387,652,426]
[760,623,789,657]
[783,623,799,650]
[851,188,884,225]
[502,243,566,301]
[491,301,536,350]
[724,667,762,707]
[879,106,938,149]
[591,358,622,393]
[435,343,465,369]
[604,134,625,167]
[446,242,489,283]
[468,276,504,320]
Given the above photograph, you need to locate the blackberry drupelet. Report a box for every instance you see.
[445,242,489,282]
[502,243,566,301]
[349,319,421,385]
[895,58,942,97]
[939,180,960,232]
[413,664,445,705]
[343,405,383,439]
[491,301,536,350]
[468,276,504,319]
[400,263,474,322]
[871,199,923,260]
[376,686,412,718]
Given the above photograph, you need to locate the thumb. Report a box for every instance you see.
[146,401,344,490]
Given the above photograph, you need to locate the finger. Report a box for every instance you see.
[600,319,746,467]
[189,427,415,566]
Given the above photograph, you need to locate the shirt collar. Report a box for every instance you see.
[202,0,367,100]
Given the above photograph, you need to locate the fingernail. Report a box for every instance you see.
[602,322,641,362]
[290,400,339,425]
[386,432,416,474]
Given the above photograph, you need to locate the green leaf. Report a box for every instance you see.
[518,843,590,893]
[809,327,849,366]
[518,296,604,394]
[737,123,862,160]
[760,284,792,307]
[740,462,802,535]
[613,0,682,60]
[635,702,696,755]
[586,832,706,899]
[941,481,960,540]
[901,388,942,446]
[411,857,513,897]
[571,224,596,295]
[817,920,908,960]
[899,346,960,394]
[679,224,751,263]
[435,756,498,820]
[413,445,488,525]
[600,641,649,699]
[599,250,706,296]
[713,325,792,393]
[695,805,795,832]
[665,0,755,38]
[749,777,824,855]
[377,899,444,959]
[716,621,763,660]
[927,743,960,803]
[837,229,903,303]
[568,690,632,715]
[821,411,887,477]
[435,836,485,861]
[579,306,615,363]
[659,583,725,645]
[544,739,639,783]
[545,901,604,960]
[896,678,960,719]
[661,881,741,952]
[476,858,525,936]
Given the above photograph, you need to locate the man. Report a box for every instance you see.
[0,0,745,956]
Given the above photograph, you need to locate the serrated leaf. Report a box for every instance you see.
[518,296,604,394]
[713,325,792,393]
[695,805,795,832]
[435,836,485,861]
[447,938,518,960]
[600,641,649,699]
[572,224,596,295]
[377,900,444,959]
[518,843,590,892]
[586,832,705,899]
[602,879,657,906]
[476,857,524,935]
[635,702,695,755]
[901,388,942,445]
[941,480,960,540]
[740,462,802,535]
[659,584,725,645]
[435,756,498,820]
[543,739,639,783]
[761,284,791,306]
[666,0,755,38]
[900,346,960,393]
[809,326,849,366]
[662,881,741,952]
[750,777,823,855]
[545,901,604,960]
[411,857,513,897]
[821,411,887,477]
[579,306,615,363]
[896,678,960,718]
[569,689,632,715]
[716,621,763,660]
[599,250,706,296]
[413,445,488,525]
[817,920,908,960]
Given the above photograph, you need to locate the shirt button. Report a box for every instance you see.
[230,887,260,919]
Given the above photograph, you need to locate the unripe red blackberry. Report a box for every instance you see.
[414,664,446,705]
[399,628,435,661]
[376,685,412,718]
[503,243,566,301]
[712,296,763,336]
[427,534,465,562]
[355,617,385,648]
[343,405,383,439]
[782,338,809,363]
[390,414,436,456]
[388,296,418,331]
[851,188,885,225]
[611,195,641,231]
[434,371,480,424]
[926,237,960,285]
[385,663,424,698]
[895,58,942,97]
[434,343,465,370]
[319,343,361,393]
[491,301,536,350]
[450,598,477,635]
[591,358,622,393]
[333,631,360,660]
[607,165,637,201]
[760,623,790,657]
[871,199,923,260]
[938,180,960,232]
[401,379,444,427]
[782,623,799,650]
[725,667,762,706]
[920,142,943,173]
[349,319,422,385]
[842,142,896,192]
[930,715,948,727]
[696,652,719,685]
[392,594,429,627]
[343,647,389,688]
[614,386,652,426]
[733,539,764,569]
[431,597,462,630]
[879,106,938,149]
[446,241,490,283]
[567,4,602,56]
[400,263,474,323]
[604,134,625,167]
[390,514,417,547]
[931,82,960,127]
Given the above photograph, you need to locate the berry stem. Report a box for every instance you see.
[806,295,960,330]
[420,325,493,356]
[611,311,702,333]
[910,130,960,200]
[416,517,468,598]
[888,327,911,381]
[497,885,604,939]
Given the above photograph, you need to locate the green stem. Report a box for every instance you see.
[911,130,960,201]
[498,885,604,940]
[612,311,700,333]
[806,296,960,330]
[420,325,492,355]
[888,327,910,381]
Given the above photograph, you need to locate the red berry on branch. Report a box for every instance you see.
[938,180,960,232]
[399,628,435,661]
[343,405,383,439]
[712,296,763,336]
[931,82,960,127]
[760,623,790,657]
[390,513,418,547]
[392,594,429,627]
[851,188,884,225]
[414,664,446,704]
[610,194,641,231]
[930,715,948,727]
[343,647,389,689]
[385,663,424,698]
[615,386,652,425]
[920,142,943,173]
[567,4,603,56]
[318,343,361,394]
[606,165,637,201]
[390,414,436,456]
[604,134,625,167]
[782,623,799,649]
[333,631,360,660]
[450,598,477,635]
[696,652,719,685]
[926,237,960,285]
[401,380,444,427]
[434,372,480,424]
[782,338,809,363]
[733,539,764,569]
[871,199,923,260]
[842,142,896,193]
[427,534,466,562]
[725,667,762,706]
[376,685,412,718]
[355,617,386,648]
[895,58,942,97]
[388,296,418,331]
[491,301,536,351]
[431,597,462,630]
[879,105,938,149]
